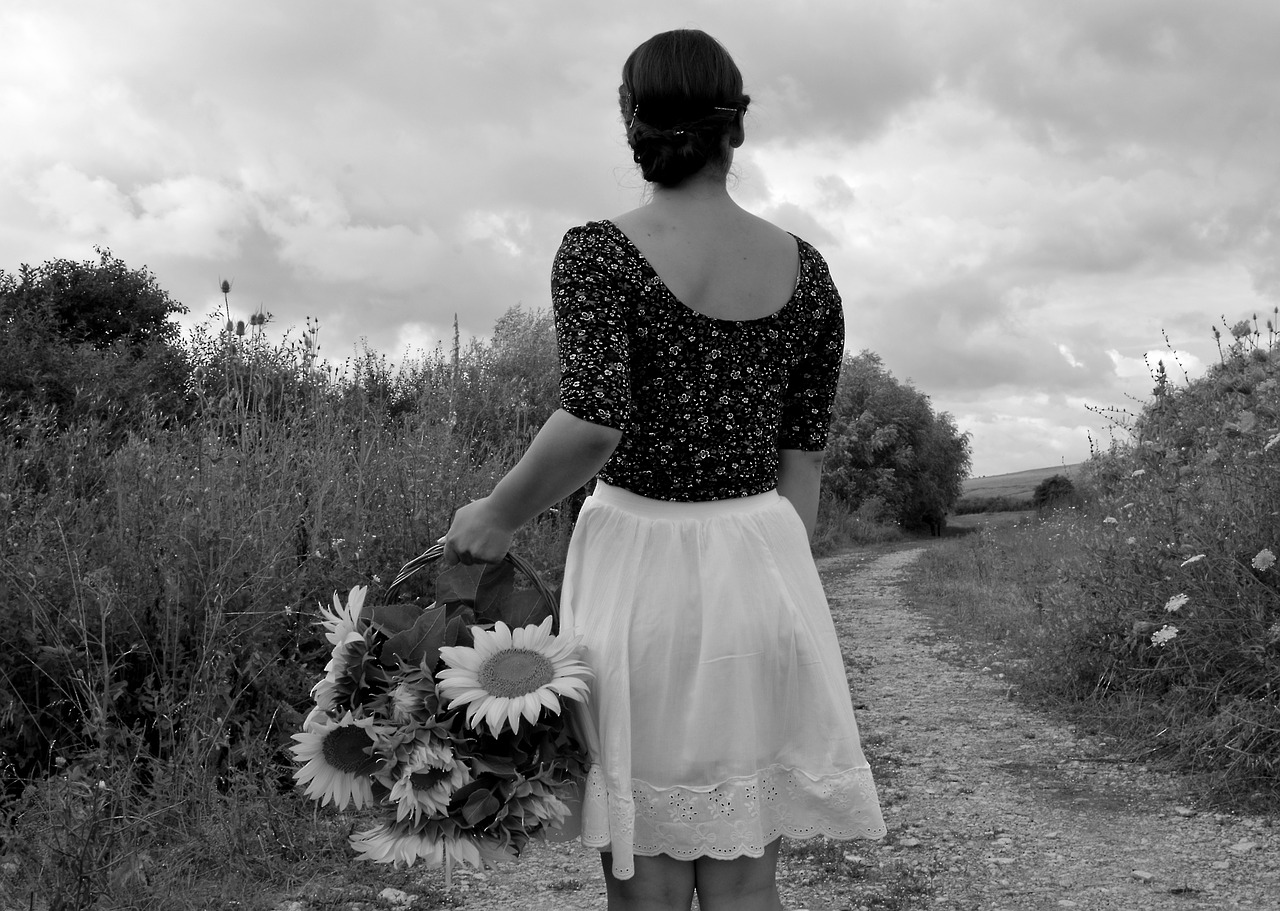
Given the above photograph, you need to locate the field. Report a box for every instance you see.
[961,463,1081,501]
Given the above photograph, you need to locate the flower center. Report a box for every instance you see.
[321,725,380,776]
[477,648,556,698]
[410,767,452,792]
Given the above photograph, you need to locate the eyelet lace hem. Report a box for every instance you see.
[580,763,886,880]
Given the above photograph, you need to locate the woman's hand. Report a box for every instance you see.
[437,410,621,567]
[440,497,517,566]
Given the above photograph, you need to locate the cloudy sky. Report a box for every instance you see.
[2,0,1277,476]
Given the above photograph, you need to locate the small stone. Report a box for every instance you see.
[1228,841,1258,854]
[991,857,1016,865]
[378,889,416,908]
[1131,870,1154,882]
[899,837,921,847]
[1057,901,1080,908]
[1212,860,1230,870]
[1173,805,1196,817]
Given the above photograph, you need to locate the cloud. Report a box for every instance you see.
[4,0,1280,476]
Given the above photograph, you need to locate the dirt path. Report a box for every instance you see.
[279,547,1279,910]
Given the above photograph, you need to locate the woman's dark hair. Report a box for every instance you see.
[620,30,751,187]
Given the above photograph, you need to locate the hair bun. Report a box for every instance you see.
[619,30,748,187]
[628,121,720,186]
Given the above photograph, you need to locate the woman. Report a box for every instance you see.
[443,28,885,911]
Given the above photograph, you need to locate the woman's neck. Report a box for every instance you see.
[648,166,735,209]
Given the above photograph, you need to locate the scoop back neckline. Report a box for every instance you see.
[595,219,804,325]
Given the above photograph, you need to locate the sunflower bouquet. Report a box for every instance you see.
[291,545,592,869]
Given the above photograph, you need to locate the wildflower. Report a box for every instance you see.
[1150,625,1179,647]
[437,618,592,737]
[1180,554,1206,567]
[1104,517,1118,525]
[1164,593,1189,613]
[1131,469,1146,477]
[1252,549,1276,572]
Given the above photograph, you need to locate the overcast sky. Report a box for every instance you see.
[3,0,1277,476]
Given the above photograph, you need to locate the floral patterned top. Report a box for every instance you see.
[551,220,845,502]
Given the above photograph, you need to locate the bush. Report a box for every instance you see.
[1031,474,1078,512]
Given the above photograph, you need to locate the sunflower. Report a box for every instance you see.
[436,617,592,737]
[384,732,471,822]
[318,585,368,648]
[385,664,437,723]
[349,822,483,869]
[291,710,392,810]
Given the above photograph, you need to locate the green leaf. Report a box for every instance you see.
[456,781,504,827]
[369,601,430,637]
[473,560,517,621]
[436,564,484,605]
[382,604,448,668]
[445,610,476,649]
[495,587,555,630]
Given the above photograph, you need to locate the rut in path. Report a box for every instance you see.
[823,546,1278,911]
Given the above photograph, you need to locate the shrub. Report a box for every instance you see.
[1031,474,1078,512]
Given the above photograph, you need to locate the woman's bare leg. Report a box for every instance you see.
[601,851,696,911]
[692,839,785,911]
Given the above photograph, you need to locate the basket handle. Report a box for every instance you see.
[385,544,559,627]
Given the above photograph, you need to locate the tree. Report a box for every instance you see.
[823,351,972,530]
[1031,474,1077,512]
[1,247,185,350]
[0,249,191,426]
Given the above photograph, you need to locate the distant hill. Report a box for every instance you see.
[962,464,1083,502]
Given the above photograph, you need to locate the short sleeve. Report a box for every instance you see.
[778,255,845,451]
[551,226,632,432]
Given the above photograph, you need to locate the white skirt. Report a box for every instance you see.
[558,482,886,880]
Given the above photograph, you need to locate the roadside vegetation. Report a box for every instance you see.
[0,251,968,908]
[909,313,1280,809]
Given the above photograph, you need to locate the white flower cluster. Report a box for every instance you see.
[1253,548,1276,572]
[1150,625,1179,647]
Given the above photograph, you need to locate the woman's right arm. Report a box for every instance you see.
[442,410,621,565]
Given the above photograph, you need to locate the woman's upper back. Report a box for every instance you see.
[608,205,799,322]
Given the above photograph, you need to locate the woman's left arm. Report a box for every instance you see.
[778,448,825,541]
[442,409,622,565]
